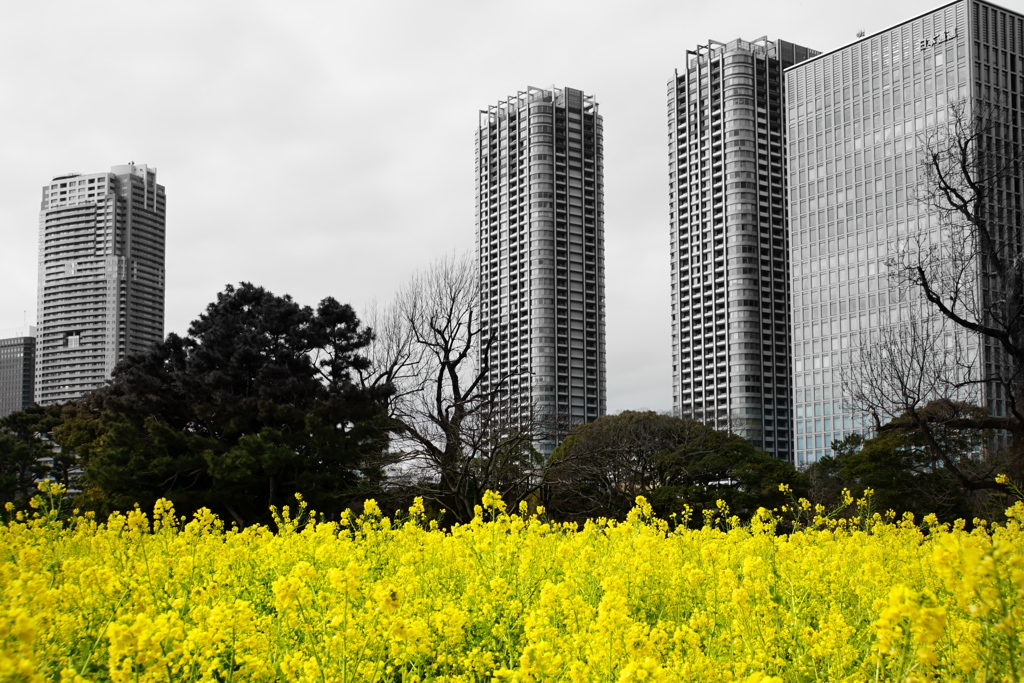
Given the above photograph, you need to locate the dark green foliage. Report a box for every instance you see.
[0,404,65,505]
[59,283,393,525]
[0,430,47,505]
[807,401,990,522]
[544,410,806,522]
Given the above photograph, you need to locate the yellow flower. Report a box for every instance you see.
[482,490,507,513]
[3,479,1024,682]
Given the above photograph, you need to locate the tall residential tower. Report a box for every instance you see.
[35,164,166,405]
[669,38,816,461]
[476,86,605,451]
[786,0,1024,466]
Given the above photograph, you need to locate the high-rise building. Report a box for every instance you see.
[36,164,166,405]
[0,326,36,418]
[786,0,1023,467]
[476,86,605,450]
[669,38,817,461]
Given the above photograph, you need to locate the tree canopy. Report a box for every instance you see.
[0,404,64,506]
[58,283,393,525]
[808,400,993,522]
[545,411,806,522]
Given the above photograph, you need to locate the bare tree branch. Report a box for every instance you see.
[360,253,565,522]
[858,100,1024,485]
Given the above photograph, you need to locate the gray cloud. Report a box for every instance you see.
[0,0,948,413]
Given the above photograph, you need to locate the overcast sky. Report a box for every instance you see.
[0,0,975,413]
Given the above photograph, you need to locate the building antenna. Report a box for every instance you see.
[856,29,865,38]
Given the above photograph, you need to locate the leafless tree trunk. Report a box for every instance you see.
[360,253,561,522]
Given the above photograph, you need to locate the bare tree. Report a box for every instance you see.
[843,309,1004,491]
[850,100,1024,484]
[846,299,981,428]
[361,253,560,521]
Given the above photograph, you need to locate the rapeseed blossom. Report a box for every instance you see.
[2,483,1024,681]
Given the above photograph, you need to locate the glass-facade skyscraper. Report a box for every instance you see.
[36,164,166,405]
[0,326,36,418]
[476,86,605,451]
[786,0,1024,466]
[669,38,816,461]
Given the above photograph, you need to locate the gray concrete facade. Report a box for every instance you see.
[669,38,817,461]
[476,86,606,452]
[35,164,166,405]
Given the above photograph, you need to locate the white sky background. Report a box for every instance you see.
[0,0,979,413]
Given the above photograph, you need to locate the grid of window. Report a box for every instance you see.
[476,87,605,451]
[0,336,35,418]
[786,0,1024,467]
[36,165,166,405]
[669,38,816,462]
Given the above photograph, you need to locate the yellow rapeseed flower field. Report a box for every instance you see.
[3,482,1024,682]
